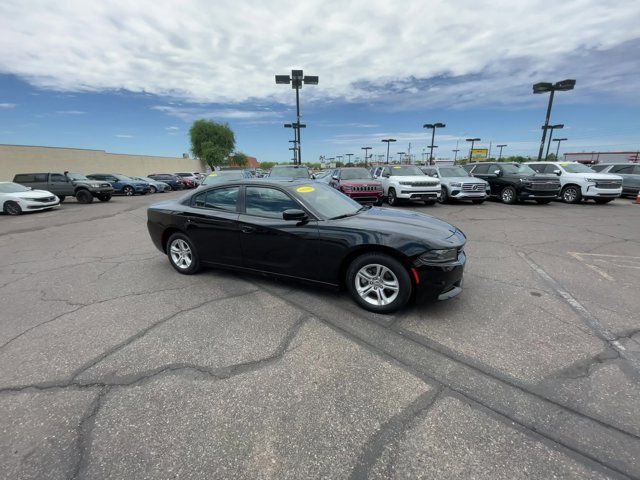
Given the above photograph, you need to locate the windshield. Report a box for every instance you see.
[439,166,470,177]
[201,171,243,185]
[270,167,310,178]
[176,173,191,177]
[289,183,362,219]
[114,174,133,181]
[389,166,424,176]
[560,163,595,173]
[0,182,30,193]
[341,168,372,180]
[500,164,536,175]
[67,173,89,181]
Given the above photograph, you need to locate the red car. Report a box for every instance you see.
[329,167,384,205]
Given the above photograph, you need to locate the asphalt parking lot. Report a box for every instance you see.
[1,193,639,479]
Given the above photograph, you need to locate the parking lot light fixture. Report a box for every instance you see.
[275,69,318,164]
[345,153,354,164]
[543,124,564,159]
[553,138,567,159]
[361,147,372,167]
[533,79,575,161]
[452,149,460,163]
[423,123,446,165]
[466,138,481,162]
[497,144,507,160]
[382,139,396,164]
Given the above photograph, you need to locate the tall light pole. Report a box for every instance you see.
[452,149,460,163]
[337,155,344,164]
[345,153,354,164]
[543,124,563,159]
[423,123,446,166]
[553,138,567,159]
[397,152,406,164]
[276,69,318,164]
[466,138,481,162]
[361,146,372,167]
[382,138,396,164]
[496,144,507,160]
[533,79,575,161]
[284,123,306,164]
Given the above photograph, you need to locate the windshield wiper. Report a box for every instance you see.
[329,205,370,220]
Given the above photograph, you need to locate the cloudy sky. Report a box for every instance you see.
[1,0,639,162]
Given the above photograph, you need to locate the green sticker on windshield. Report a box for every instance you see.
[297,186,315,193]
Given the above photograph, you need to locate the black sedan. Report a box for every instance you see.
[147,180,466,313]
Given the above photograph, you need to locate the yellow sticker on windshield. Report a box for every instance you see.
[560,163,569,167]
[208,173,217,177]
[393,166,401,169]
[296,186,315,193]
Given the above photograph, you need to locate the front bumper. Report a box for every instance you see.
[397,188,441,200]
[413,251,466,302]
[20,199,61,211]
[583,185,622,199]
[518,188,560,199]
[450,190,487,199]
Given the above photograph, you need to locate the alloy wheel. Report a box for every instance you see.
[170,239,193,269]
[502,188,515,203]
[563,187,578,203]
[354,263,400,306]
[124,186,134,196]
[5,202,21,215]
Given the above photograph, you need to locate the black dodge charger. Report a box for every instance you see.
[147,180,466,313]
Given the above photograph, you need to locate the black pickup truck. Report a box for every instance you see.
[13,172,114,203]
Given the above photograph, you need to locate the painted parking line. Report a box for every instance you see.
[568,252,640,281]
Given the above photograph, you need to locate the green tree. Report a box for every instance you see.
[259,161,277,170]
[230,152,249,167]
[189,119,235,169]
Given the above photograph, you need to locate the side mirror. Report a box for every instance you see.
[553,169,561,176]
[283,209,308,221]
[382,172,390,178]
[332,175,339,180]
[310,174,316,179]
[494,169,502,176]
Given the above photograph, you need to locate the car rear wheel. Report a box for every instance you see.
[167,233,200,274]
[75,190,93,204]
[165,185,172,191]
[561,185,582,204]
[58,196,66,203]
[123,186,134,196]
[387,188,398,206]
[438,187,449,203]
[3,201,22,215]
[149,186,157,194]
[501,186,517,204]
[346,253,412,313]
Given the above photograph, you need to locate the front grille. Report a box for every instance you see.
[530,181,560,190]
[32,196,56,203]
[462,183,485,192]
[595,180,622,189]
[349,185,379,192]
[407,181,439,187]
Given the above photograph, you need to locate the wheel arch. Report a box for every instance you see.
[338,245,415,289]
[161,227,187,253]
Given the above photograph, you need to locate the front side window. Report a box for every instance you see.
[472,164,490,174]
[245,187,300,218]
[51,174,67,182]
[193,186,239,211]
[610,165,634,174]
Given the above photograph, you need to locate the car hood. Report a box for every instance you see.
[507,173,559,180]
[340,180,381,186]
[389,175,438,183]
[335,207,466,248]
[565,172,622,180]
[443,176,486,184]
[8,189,56,199]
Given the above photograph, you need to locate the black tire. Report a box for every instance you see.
[58,195,66,203]
[75,189,93,204]
[346,252,412,314]
[166,232,200,274]
[561,185,582,204]
[438,187,449,204]
[374,198,383,206]
[123,185,135,196]
[594,198,614,204]
[472,199,485,204]
[165,185,172,192]
[500,186,517,204]
[387,188,398,206]
[3,201,22,215]
[535,199,552,204]
[98,194,112,202]
[149,186,157,194]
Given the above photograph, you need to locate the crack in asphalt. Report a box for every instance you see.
[349,385,444,480]
[71,386,111,480]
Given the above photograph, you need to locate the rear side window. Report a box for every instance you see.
[14,174,35,182]
[528,164,545,173]
[193,187,239,211]
[610,165,634,174]
[472,164,490,174]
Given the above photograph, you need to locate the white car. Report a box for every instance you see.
[1,181,60,215]
[526,161,622,204]
[373,165,441,206]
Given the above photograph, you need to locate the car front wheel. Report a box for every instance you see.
[561,185,582,204]
[123,186,134,196]
[167,233,200,274]
[501,186,517,204]
[346,253,412,313]
[3,201,22,215]
[387,188,398,206]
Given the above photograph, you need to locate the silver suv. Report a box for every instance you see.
[590,163,640,197]
[422,165,489,204]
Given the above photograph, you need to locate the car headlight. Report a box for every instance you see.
[585,178,597,183]
[450,182,462,187]
[90,183,101,188]
[519,179,532,185]
[418,248,459,264]
[485,184,491,191]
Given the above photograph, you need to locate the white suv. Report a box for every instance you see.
[526,161,622,204]
[374,165,440,206]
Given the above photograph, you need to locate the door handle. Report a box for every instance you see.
[241,226,255,234]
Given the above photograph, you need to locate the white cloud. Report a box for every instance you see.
[0,1,639,109]
[0,103,16,108]
[56,110,85,115]
[115,134,134,138]
[165,126,179,131]
[151,105,284,122]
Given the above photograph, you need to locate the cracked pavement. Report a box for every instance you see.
[1,194,639,479]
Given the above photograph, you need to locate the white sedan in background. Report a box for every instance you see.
[1,182,60,215]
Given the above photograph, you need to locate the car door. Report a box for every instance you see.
[469,164,495,193]
[610,164,640,193]
[378,166,392,194]
[184,186,243,266]
[49,173,74,196]
[238,185,319,279]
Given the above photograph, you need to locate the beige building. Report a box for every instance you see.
[0,144,206,180]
